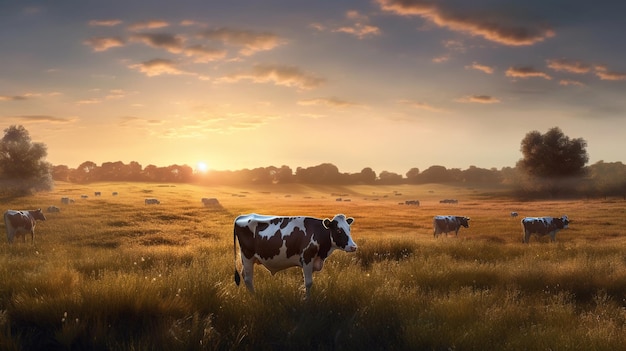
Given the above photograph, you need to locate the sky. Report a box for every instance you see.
[1,0,626,175]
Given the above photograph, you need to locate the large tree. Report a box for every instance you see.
[0,125,53,195]
[517,127,588,178]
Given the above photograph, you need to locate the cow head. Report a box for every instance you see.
[459,216,470,228]
[32,209,46,221]
[560,215,569,229]
[323,214,357,252]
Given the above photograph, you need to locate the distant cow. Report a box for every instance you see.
[47,206,60,213]
[145,198,160,205]
[433,215,470,237]
[94,192,101,196]
[112,192,118,196]
[233,213,357,297]
[521,216,569,243]
[80,195,88,199]
[511,212,519,218]
[201,197,219,206]
[4,209,46,244]
[405,200,420,206]
[440,199,458,204]
[61,197,70,204]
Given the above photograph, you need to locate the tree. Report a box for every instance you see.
[517,127,588,178]
[0,125,53,195]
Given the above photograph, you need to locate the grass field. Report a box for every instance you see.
[1,181,626,350]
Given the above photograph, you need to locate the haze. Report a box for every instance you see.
[1,0,625,174]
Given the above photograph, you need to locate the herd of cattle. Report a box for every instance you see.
[1,192,572,296]
[232,212,570,296]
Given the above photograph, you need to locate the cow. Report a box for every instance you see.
[233,213,357,297]
[521,216,569,243]
[4,209,46,244]
[405,200,420,206]
[440,199,459,204]
[511,212,519,218]
[61,197,70,204]
[94,192,101,196]
[47,206,60,213]
[145,198,160,205]
[433,215,470,238]
[201,197,219,206]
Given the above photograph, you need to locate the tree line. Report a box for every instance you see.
[2,124,626,199]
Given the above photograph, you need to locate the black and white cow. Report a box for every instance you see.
[433,215,470,237]
[521,216,569,243]
[4,209,46,244]
[233,213,357,297]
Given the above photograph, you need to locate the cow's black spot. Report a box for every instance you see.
[256,229,283,260]
[285,226,311,258]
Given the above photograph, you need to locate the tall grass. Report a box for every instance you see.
[0,182,626,349]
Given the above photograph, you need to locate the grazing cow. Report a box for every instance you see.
[112,192,118,196]
[61,197,70,204]
[521,216,569,243]
[511,212,519,218]
[201,197,219,206]
[233,213,357,297]
[94,192,101,196]
[440,199,459,204]
[405,200,420,206]
[80,195,88,199]
[47,206,60,213]
[145,198,160,205]
[433,215,470,237]
[4,209,46,244]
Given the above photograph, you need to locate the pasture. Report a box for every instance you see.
[1,181,626,350]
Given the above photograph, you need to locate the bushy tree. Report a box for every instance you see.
[0,125,53,195]
[517,127,588,178]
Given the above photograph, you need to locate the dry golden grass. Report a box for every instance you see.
[1,181,626,350]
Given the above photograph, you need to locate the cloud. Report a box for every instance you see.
[119,116,164,127]
[398,99,447,112]
[559,79,584,87]
[546,58,592,74]
[466,62,495,74]
[198,28,283,56]
[10,115,76,123]
[432,54,450,63]
[219,64,325,90]
[83,36,126,52]
[76,98,102,105]
[128,20,170,31]
[505,66,552,80]
[298,97,361,108]
[88,19,122,27]
[594,65,626,81]
[128,59,189,77]
[0,95,29,101]
[130,32,185,53]
[456,95,501,104]
[183,45,227,63]
[376,0,554,46]
[312,10,381,39]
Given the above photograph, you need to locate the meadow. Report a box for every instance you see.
[1,181,626,350]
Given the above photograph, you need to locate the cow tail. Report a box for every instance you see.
[234,227,241,286]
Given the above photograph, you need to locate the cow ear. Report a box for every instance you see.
[346,217,354,225]
[323,218,332,229]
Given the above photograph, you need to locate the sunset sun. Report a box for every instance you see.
[196,162,209,173]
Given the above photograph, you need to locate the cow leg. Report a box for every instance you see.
[523,231,530,243]
[302,264,314,298]
[241,257,255,293]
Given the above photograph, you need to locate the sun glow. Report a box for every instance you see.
[196,162,209,173]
